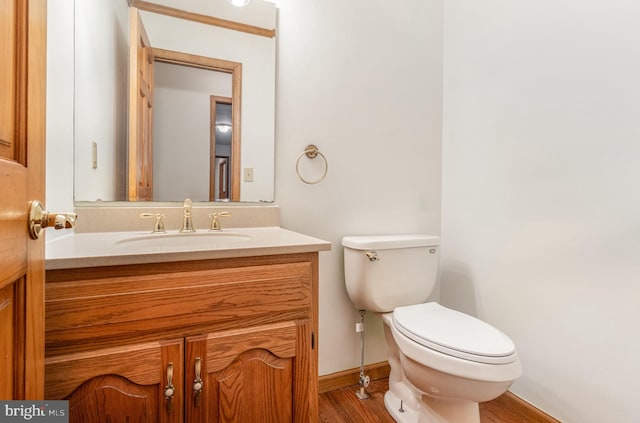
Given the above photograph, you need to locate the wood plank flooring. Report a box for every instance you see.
[319,378,394,423]
[319,378,555,423]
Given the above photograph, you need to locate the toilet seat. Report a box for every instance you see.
[392,303,517,365]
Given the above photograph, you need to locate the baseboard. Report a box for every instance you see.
[319,362,559,423]
[494,391,561,423]
[318,362,390,394]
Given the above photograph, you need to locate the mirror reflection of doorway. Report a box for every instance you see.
[215,156,229,200]
[211,98,232,201]
[130,35,242,202]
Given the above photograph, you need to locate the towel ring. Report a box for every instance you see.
[296,144,328,184]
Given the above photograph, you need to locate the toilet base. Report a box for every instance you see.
[385,389,480,423]
[384,390,419,423]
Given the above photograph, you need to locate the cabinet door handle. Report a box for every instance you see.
[164,362,175,414]
[193,357,204,406]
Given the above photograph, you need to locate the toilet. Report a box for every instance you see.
[342,234,522,423]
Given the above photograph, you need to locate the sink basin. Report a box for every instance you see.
[115,231,251,251]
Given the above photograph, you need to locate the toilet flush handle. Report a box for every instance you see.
[365,251,380,262]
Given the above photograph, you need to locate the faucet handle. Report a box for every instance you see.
[140,213,167,233]
[208,212,231,231]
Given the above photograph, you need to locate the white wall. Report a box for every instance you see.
[74,0,129,201]
[274,0,443,375]
[442,1,640,422]
[46,0,74,219]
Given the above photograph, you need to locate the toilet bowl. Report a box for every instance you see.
[342,235,522,423]
[381,304,521,423]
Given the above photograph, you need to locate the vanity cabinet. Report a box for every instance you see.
[45,253,319,423]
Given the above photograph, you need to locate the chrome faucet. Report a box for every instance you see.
[180,198,196,232]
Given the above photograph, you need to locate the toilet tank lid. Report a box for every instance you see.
[342,234,440,250]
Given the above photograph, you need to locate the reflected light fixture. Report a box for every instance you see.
[228,0,250,6]
[216,123,232,133]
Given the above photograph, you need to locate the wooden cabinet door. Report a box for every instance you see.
[0,0,46,399]
[186,320,316,423]
[45,339,184,423]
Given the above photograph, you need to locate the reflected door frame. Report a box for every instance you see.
[128,7,155,201]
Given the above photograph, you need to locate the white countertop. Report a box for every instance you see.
[46,227,331,270]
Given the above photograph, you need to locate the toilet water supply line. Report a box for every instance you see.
[356,309,370,400]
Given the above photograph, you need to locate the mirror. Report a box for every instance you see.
[73,0,276,203]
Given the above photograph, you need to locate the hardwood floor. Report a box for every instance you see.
[319,378,556,423]
[319,378,394,423]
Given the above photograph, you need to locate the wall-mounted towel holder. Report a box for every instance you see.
[296,144,328,184]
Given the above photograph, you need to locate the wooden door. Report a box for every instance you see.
[0,0,47,400]
[45,339,184,423]
[128,7,154,201]
[185,320,315,423]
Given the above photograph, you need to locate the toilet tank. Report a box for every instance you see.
[342,234,440,312]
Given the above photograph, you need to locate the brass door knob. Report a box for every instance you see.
[29,200,77,240]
